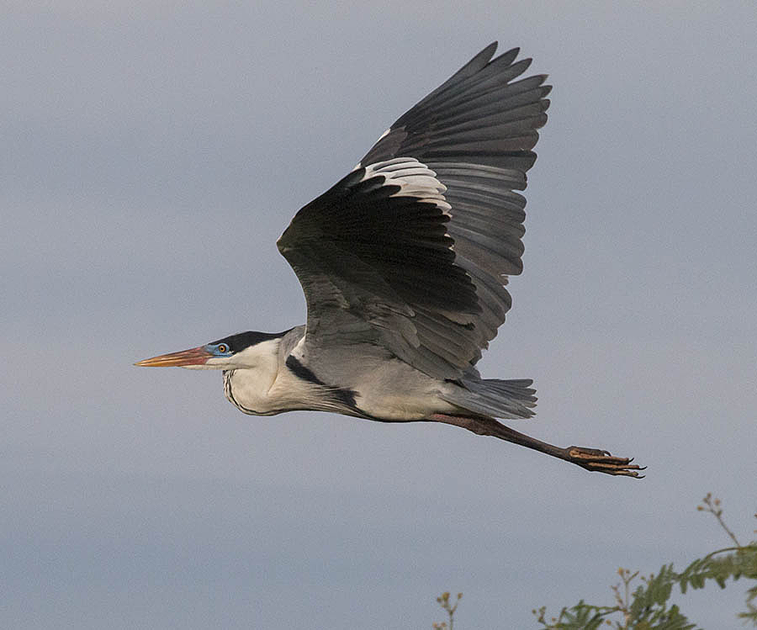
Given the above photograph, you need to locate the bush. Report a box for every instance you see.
[434,494,757,629]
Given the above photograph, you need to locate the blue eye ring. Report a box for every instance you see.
[216,343,229,354]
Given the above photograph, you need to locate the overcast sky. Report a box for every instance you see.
[3,1,757,628]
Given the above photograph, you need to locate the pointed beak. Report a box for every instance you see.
[134,345,213,367]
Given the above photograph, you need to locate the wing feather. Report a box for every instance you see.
[278,43,550,378]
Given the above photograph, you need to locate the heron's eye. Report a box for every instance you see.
[217,344,228,354]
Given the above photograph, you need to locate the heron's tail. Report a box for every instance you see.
[442,378,537,419]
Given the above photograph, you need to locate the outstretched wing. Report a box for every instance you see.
[277,43,550,379]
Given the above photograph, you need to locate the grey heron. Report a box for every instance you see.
[137,43,643,477]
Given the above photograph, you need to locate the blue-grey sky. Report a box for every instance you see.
[3,1,756,628]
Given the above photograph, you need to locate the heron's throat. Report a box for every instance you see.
[221,339,282,415]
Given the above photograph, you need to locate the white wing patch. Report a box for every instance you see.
[363,157,452,215]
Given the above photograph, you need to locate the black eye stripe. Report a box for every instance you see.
[209,329,293,353]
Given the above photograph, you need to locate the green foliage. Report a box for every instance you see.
[433,494,756,629]
[532,543,757,630]
[532,600,613,629]
[531,494,757,630]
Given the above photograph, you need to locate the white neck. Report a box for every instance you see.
[221,338,334,416]
[221,338,291,415]
[220,339,282,413]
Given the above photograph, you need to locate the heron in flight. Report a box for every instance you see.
[137,43,642,477]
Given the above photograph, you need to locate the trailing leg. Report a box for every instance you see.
[429,414,644,478]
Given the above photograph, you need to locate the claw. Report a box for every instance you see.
[566,446,645,478]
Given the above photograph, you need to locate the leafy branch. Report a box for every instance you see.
[531,494,757,629]
[433,495,755,629]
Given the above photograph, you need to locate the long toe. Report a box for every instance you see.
[566,446,646,478]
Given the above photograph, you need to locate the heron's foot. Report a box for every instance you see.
[565,446,645,478]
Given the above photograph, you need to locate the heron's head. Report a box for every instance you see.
[135,330,286,370]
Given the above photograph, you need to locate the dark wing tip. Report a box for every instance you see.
[481,41,499,58]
